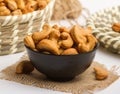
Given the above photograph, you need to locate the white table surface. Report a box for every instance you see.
[0,0,120,94]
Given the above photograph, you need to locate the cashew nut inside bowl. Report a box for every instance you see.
[24,24,98,55]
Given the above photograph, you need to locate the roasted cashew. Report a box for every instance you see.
[0,0,3,2]
[0,6,10,16]
[16,60,34,74]
[77,34,97,52]
[94,66,108,80]
[37,39,60,55]
[24,35,35,50]
[12,9,22,15]
[52,24,59,30]
[32,24,51,43]
[59,32,73,49]
[59,26,70,33]
[70,25,87,44]
[0,2,5,6]
[61,48,78,55]
[28,0,38,10]
[15,0,25,9]
[37,0,47,10]
[5,0,17,11]
[49,28,60,43]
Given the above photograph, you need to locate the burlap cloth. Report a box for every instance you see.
[0,55,119,94]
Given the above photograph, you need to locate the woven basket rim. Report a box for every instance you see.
[0,0,54,19]
[87,5,120,54]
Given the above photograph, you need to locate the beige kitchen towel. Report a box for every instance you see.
[0,55,119,94]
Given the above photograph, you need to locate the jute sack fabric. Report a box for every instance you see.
[0,54,119,94]
[87,5,120,54]
[0,0,55,55]
[52,0,82,20]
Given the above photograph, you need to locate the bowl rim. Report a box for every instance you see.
[25,43,99,57]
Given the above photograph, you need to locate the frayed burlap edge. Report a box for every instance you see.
[0,55,119,94]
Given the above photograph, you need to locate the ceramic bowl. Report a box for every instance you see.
[25,43,99,81]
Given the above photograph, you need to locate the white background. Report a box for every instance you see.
[0,0,120,94]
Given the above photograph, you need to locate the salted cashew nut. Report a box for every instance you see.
[94,66,108,80]
[52,24,59,30]
[70,25,87,44]
[0,0,3,2]
[0,2,5,6]
[49,28,60,43]
[0,6,10,16]
[22,0,37,13]
[77,34,97,53]
[37,39,60,55]
[12,9,22,15]
[24,35,35,50]
[37,0,47,10]
[16,60,34,74]
[15,0,25,10]
[61,48,78,55]
[32,24,51,43]
[59,32,73,49]
[5,0,18,11]
[59,27,70,33]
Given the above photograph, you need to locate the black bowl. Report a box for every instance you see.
[25,43,99,81]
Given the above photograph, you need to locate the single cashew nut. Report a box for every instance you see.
[49,28,60,43]
[94,66,108,80]
[59,32,73,49]
[0,0,3,2]
[59,27,70,33]
[0,2,5,6]
[37,0,47,10]
[0,6,11,16]
[15,0,25,9]
[70,25,87,44]
[16,60,34,74]
[32,24,51,43]
[77,34,97,53]
[52,24,59,30]
[24,35,35,50]
[37,39,60,55]
[12,9,22,15]
[5,0,17,11]
[61,48,78,55]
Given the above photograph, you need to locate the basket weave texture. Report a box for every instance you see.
[87,6,120,54]
[0,0,55,55]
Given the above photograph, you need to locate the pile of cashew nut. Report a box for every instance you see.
[0,0,50,16]
[24,24,97,55]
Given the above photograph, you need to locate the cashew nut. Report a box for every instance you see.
[94,66,108,80]
[5,0,18,11]
[70,25,87,44]
[24,35,35,50]
[77,34,97,53]
[32,24,51,43]
[0,0,3,2]
[0,2,5,6]
[15,0,25,9]
[59,26,70,33]
[49,28,60,43]
[52,24,59,30]
[37,39,60,55]
[12,9,22,15]
[61,48,78,55]
[16,60,34,74]
[59,32,73,49]
[0,6,11,16]
[37,0,47,10]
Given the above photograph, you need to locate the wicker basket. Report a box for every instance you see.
[87,5,120,54]
[0,0,55,55]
